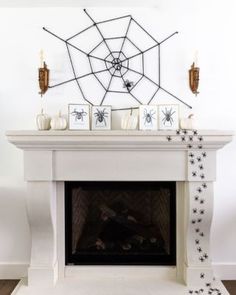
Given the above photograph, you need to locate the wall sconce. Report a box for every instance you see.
[38,62,49,96]
[189,62,199,96]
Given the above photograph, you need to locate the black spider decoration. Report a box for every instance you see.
[193,208,198,214]
[198,144,203,149]
[197,157,202,162]
[195,195,199,201]
[189,135,193,141]
[192,171,197,177]
[200,273,205,279]
[189,152,195,158]
[143,108,156,126]
[181,136,186,142]
[202,183,207,189]
[200,199,205,204]
[199,164,204,170]
[123,79,134,90]
[198,136,203,142]
[94,108,109,126]
[192,219,196,224]
[188,144,193,149]
[193,130,198,135]
[166,135,172,141]
[200,209,205,215]
[197,246,202,252]
[182,129,188,135]
[200,174,205,179]
[195,228,200,233]
[199,232,204,237]
[71,108,87,121]
[162,107,176,126]
[176,130,181,135]
[197,218,202,223]
[202,152,207,158]
[195,239,200,245]
[190,159,195,165]
[197,187,203,193]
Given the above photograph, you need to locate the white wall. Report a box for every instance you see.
[0,0,236,279]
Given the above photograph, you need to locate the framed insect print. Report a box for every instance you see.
[68,104,90,130]
[91,106,112,130]
[139,105,158,130]
[158,104,179,130]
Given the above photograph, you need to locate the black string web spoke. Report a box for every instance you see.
[44,9,192,110]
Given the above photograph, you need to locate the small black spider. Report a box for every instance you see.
[176,130,181,135]
[182,129,188,135]
[206,283,211,287]
[197,218,202,223]
[199,232,204,237]
[199,164,204,170]
[203,253,208,259]
[193,130,198,135]
[181,136,186,142]
[189,136,193,141]
[195,228,200,233]
[167,135,172,141]
[189,152,195,158]
[202,152,207,158]
[198,145,203,149]
[192,219,196,224]
[200,273,205,279]
[198,136,203,141]
[195,195,199,201]
[197,246,202,252]
[189,291,193,294]
[202,183,207,189]
[200,199,205,204]
[199,256,204,262]
[188,144,193,149]
[200,174,205,179]
[197,157,202,162]
[197,187,203,193]
[190,159,195,165]
[195,239,200,244]
[193,208,198,214]
[123,79,134,90]
[192,171,197,177]
[200,209,205,215]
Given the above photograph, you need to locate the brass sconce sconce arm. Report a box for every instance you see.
[189,62,199,96]
[38,62,49,96]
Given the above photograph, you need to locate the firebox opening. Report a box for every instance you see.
[65,181,176,265]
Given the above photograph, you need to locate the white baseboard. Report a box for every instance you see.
[0,263,28,279]
[213,263,236,280]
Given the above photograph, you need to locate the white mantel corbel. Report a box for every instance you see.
[6,130,233,295]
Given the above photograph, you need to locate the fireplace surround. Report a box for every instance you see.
[6,130,233,295]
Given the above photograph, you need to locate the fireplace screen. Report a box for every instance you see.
[65,181,176,265]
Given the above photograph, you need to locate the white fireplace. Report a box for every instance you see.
[7,130,233,295]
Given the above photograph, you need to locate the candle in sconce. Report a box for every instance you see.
[40,49,44,68]
[194,50,198,66]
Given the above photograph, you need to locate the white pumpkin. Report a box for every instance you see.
[50,111,67,130]
[180,114,195,130]
[121,111,138,130]
[36,109,51,130]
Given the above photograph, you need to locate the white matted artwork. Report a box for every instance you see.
[139,105,158,130]
[91,106,112,130]
[68,104,90,130]
[158,104,179,130]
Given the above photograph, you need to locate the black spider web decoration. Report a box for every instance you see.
[43,9,192,111]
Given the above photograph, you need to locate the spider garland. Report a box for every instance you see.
[43,9,192,111]
[165,130,223,295]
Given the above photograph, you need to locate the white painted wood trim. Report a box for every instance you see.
[0,263,28,279]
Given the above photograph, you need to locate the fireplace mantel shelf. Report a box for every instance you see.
[6,130,233,151]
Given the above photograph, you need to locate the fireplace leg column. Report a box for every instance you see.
[184,181,214,286]
[26,181,58,286]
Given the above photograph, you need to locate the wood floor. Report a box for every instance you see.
[0,280,235,295]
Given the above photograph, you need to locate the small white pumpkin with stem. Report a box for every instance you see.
[180,114,195,130]
[36,109,51,130]
[50,111,67,130]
